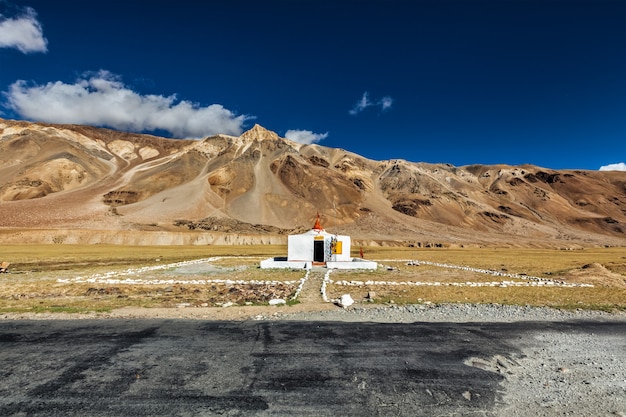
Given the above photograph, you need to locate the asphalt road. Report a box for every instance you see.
[0,319,623,416]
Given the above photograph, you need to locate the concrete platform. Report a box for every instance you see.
[260,257,377,270]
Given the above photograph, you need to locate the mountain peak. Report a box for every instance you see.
[2,118,626,248]
[240,124,280,142]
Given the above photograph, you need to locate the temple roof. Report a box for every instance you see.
[312,213,323,231]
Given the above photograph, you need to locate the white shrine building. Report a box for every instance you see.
[260,214,377,270]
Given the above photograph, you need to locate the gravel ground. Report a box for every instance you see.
[274,302,626,323]
[497,329,626,417]
[4,302,625,323]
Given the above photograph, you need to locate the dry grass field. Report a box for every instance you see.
[0,245,625,314]
[335,247,626,311]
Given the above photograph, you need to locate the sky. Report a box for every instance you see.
[0,0,625,171]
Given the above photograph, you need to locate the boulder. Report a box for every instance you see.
[339,294,354,308]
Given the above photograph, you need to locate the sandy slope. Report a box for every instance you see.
[2,118,626,248]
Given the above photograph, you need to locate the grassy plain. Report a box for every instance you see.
[0,244,625,313]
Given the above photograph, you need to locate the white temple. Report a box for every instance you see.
[260,214,377,270]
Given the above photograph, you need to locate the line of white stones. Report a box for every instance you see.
[56,256,298,287]
[291,269,311,301]
[58,256,225,283]
[59,277,300,286]
[321,269,334,302]
[328,279,592,288]
[331,259,593,288]
[387,259,559,282]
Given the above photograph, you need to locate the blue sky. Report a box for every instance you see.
[1,0,625,171]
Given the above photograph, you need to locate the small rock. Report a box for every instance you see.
[269,299,286,306]
[339,294,354,308]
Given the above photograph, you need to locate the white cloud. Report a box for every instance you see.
[349,92,373,115]
[599,162,626,171]
[284,129,328,144]
[0,7,47,53]
[380,96,393,110]
[3,70,252,138]
[349,91,393,115]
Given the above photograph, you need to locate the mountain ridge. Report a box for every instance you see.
[1,117,625,248]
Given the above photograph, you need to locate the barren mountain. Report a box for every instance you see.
[1,118,625,248]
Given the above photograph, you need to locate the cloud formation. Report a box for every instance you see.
[0,7,47,53]
[3,70,251,138]
[599,162,626,171]
[349,92,393,115]
[284,129,328,144]
[380,96,393,110]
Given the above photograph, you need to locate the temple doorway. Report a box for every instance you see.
[313,239,325,263]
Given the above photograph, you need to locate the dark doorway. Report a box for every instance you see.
[313,240,325,263]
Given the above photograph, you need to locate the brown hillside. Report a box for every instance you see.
[1,118,625,248]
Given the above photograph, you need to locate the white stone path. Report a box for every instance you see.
[56,256,593,305]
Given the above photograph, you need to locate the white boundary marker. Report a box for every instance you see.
[321,269,333,302]
[55,256,594,295]
[329,259,594,288]
[56,256,302,287]
[291,269,310,301]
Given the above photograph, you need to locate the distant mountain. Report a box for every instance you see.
[1,118,625,248]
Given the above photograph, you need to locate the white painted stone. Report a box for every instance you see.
[339,294,354,308]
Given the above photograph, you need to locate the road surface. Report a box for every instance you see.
[1,318,624,416]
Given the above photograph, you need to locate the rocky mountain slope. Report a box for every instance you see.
[1,118,625,247]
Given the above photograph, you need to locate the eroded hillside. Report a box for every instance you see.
[1,118,625,247]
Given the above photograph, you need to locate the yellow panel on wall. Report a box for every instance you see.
[332,241,342,254]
